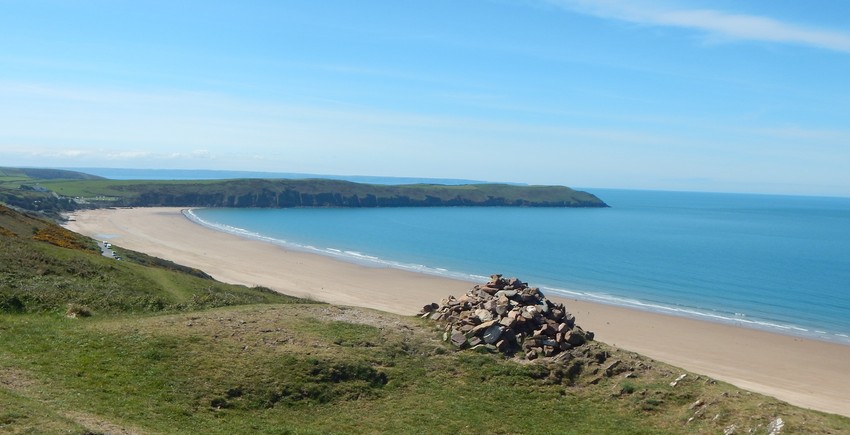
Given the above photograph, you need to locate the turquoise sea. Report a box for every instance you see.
[188,189,850,345]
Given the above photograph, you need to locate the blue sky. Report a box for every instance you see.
[2,0,849,195]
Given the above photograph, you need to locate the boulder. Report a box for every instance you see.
[471,320,498,334]
[451,331,468,348]
[482,324,504,344]
[475,309,494,322]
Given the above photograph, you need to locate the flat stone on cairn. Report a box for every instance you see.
[420,274,594,360]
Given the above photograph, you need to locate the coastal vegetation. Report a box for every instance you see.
[0,204,301,314]
[0,167,607,218]
[0,167,92,218]
[2,205,849,433]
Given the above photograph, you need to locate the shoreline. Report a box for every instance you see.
[64,207,850,417]
[184,208,849,347]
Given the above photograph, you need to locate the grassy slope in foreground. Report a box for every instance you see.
[2,206,848,433]
[0,204,301,314]
[41,178,608,208]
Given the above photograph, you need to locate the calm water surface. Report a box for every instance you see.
[190,189,850,344]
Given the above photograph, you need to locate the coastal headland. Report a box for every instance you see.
[65,207,850,417]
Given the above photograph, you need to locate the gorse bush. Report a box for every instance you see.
[32,225,97,252]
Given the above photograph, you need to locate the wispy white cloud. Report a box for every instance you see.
[3,147,213,161]
[754,125,850,142]
[547,0,850,53]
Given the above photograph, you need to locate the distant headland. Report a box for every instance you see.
[0,167,608,216]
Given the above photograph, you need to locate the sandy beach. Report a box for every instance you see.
[65,207,850,417]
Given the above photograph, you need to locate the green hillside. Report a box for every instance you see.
[0,168,93,218]
[41,178,607,208]
[0,167,103,181]
[0,204,305,314]
[1,205,848,433]
[0,167,607,217]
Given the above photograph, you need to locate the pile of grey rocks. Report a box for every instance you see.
[420,274,594,360]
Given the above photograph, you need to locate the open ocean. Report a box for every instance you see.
[187,189,850,345]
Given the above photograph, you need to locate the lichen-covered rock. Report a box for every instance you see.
[419,274,594,360]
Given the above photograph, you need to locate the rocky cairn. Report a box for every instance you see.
[419,274,594,360]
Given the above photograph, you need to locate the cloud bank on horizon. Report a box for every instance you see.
[1,0,849,196]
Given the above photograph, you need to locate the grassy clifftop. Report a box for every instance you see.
[42,178,608,208]
[0,168,90,218]
[1,167,608,217]
[1,205,849,433]
[0,167,103,181]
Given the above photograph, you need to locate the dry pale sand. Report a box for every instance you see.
[65,207,850,417]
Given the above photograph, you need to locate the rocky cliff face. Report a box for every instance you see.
[128,190,605,208]
[113,180,609,208]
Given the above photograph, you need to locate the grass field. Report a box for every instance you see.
[4,305,850,434]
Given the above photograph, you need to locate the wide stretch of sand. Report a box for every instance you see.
[65,207,850,417]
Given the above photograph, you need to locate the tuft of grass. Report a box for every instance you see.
[65,303,92,318]
[621,381,637,395]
